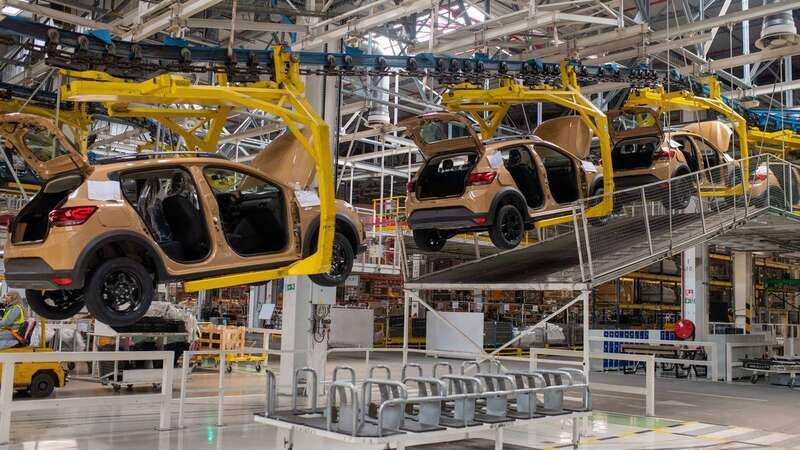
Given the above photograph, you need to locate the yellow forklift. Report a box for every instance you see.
[0,315,66,398]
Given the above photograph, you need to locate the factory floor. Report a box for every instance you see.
[4,353,800,449]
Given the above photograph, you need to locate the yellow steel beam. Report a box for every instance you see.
[748,128,800,156]
[59,46,336,292]
[441,61,614,228]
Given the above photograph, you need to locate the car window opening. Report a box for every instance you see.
[501,146,544,208]
[416,152,479,199]
[203,167,288,256]
[121,168,211,263]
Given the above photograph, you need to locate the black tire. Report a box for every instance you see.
[255,363,262,372]
[664,174,694,210]
[226,365,233,374]
[412,229,448,252]
[28,372,56,398]
[309,232,355,287]
[25,289,85,320]
[768,186,787,210]
[489,204,524,249]
[66,362,76,371]
[588,186,610,226]
[84,257,154,327]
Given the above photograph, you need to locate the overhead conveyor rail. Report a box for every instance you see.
[406,154,800,291]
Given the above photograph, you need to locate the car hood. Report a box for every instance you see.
[533,116,592,159]
[681,121,732,153]
[250,128,316,190]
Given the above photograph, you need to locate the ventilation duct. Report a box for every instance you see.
[361,42,391,125]
[755,0,799,50]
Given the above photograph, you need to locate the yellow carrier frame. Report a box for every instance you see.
[57,46,335,292]
[624,77,750,196]
[441,61,614,228]
[748,128,800,156]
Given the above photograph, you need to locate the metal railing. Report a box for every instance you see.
[571,153,795,285]
[0,351,174,445]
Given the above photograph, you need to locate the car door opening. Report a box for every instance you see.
[203,167,288,256]
[121,168,211,263]
[536,145,579,204]
[501,146,544,208]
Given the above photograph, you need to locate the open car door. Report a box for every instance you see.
[400,113,485,159]
[681,121,732,153]
[533,116,592,159]
[0,113,91,180]
[250,128,316,190]
[607,107,663,143]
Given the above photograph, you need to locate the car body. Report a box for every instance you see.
[608,107,793,207]
[1,113,365,326]
[403,113,603,250]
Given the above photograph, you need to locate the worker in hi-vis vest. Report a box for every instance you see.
[0,291,25,349]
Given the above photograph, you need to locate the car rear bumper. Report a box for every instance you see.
[407,207,488,230]
[4,257,75,290]
[613,174,663,190]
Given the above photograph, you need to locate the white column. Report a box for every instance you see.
[683,245,709,340]
[278,277,335,393]
[733,251,753,333]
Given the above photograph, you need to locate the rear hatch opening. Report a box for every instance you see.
[415,152,480,199]
[11,174,83,244]
[611,137,662,170]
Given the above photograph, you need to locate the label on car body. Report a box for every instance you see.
[487,152,503,169]
[88,180,122,201]
[294,190,320,207]
[581,160,598,173]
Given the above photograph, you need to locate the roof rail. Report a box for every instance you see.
[94,151,227,165]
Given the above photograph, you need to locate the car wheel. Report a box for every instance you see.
[588,187,610,226]
[489,204,524,249]
[309,232,355,287]
[412,229,448,252]
[664,174,694,210]
[768,186,787,210]
[84,257,154,327]
[25,289,85,321]
[28,372,56,398]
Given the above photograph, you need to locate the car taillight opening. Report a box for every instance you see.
[467,171,497,186]
[48,206,98,227]
[406,181,416,192]
[654,149,676,161]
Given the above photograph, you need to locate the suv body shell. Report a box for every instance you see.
[608,108,787,202]
[1,113,364,292]
[404,113,602,235]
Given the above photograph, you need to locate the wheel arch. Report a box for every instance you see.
[302,213,361,257]
[489,187,530,222]
[74,231,168,289]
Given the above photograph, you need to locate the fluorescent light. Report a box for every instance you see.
[1,6,22,15]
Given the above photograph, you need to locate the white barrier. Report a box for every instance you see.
[0,351,174,445]
[588,336,719,381]
[177,347,283,429]
[530,348,655,417]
